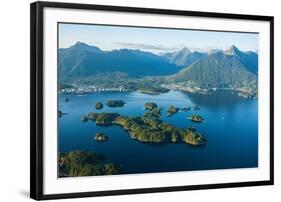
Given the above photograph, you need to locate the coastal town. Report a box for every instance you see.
[161,81,257,99]
[59,85,130,94]
[59,80,257,99]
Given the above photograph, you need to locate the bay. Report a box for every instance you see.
[58,90,258,174]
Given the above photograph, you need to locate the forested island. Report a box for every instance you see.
[188,115,204,123]
[83,112,206,146]
[144,102,162,118]
[58,151,120,177]
[94,132,108,142]
[106,100,126,107]
[167,106,179,116]
[95,102,103,110]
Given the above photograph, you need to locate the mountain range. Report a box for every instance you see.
[168,46,257,88]
[224,45,258,74]
[59,42,180,80]
[59,42,258,88]
[161,47,208,67]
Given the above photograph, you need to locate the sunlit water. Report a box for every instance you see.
[58,90,258,174]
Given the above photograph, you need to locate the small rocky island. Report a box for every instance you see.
[95,102,103,110]
[188,115,204,123]
[58,110,66,118]
[106,100,126,107]
[58,110,63,118]
[167,106,179,116]
[83,112,119,125]
[83,112,206,146]
[144,102,158,110]
[144,102,161,118]
[94,132,108,142]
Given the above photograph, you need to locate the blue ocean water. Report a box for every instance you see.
[58,90,258,174]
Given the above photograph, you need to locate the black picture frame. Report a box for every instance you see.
[30,1,274,200]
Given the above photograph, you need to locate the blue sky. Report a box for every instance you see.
[59,23,258,53]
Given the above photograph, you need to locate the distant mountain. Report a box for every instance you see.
[168,46,258,88]
[61,41,102,53]
[162,47,208,67]
[225,45,258,74]
[59,42,180,80]
[59,43,258,89]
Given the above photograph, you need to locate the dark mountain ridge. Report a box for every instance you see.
[59,42,258,89]
[162,47,208,67]
[168,48,257,88]
[59,42,180,80]
[225,45,258,74]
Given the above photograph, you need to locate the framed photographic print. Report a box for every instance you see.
[30,1,274,200]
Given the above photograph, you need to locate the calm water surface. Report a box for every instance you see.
[58,90,258,174]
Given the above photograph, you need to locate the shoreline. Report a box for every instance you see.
[59,88,257,99]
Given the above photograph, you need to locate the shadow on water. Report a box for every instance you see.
[183,90,254,109]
